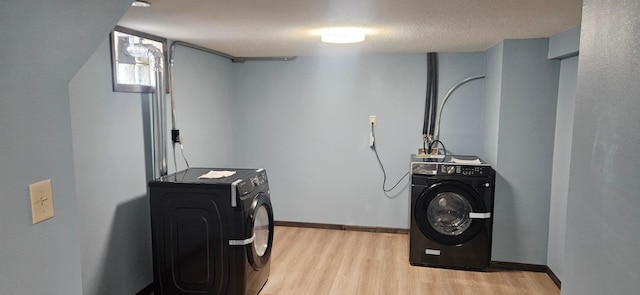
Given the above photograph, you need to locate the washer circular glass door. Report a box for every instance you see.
[253,205,270,256]
[247,192,274,270]
[428,192,473,236]
[415,181,485,245]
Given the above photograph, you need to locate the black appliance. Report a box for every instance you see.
[409,155,495,270]
[149,168,274,295]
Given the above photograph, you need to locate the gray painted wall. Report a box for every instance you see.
[482,41,504,165]
[168,45,236,173]
[0,1,131,294]
[563,0,640,294]
[485,39,560,264]
[437,54,487,156]
[69,38,154,295]
[547,42,580,286]
[547,56,578,281]
[231,53,485,228]
[547,26,581,283]
[548,26,581,59]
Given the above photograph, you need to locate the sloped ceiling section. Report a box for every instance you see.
[118,0,582,57]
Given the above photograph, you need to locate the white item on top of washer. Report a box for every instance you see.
[450,157,482,165]
[198,170,236,179]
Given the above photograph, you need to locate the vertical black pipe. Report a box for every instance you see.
[422,52,438,141]
[422,53,433,137]
[429,54,438,137]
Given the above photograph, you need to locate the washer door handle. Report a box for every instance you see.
[229,233,255,246]
[469,212,491,219]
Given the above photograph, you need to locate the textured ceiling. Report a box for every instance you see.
[118,0,582,57]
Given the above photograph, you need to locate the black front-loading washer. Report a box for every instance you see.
[149,168,274,295]
[409,155,495,270]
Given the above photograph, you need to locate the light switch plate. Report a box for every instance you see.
[29,179,54,224]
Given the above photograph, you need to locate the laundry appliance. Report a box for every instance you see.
[149,168,274,295]
[409,155,495,270]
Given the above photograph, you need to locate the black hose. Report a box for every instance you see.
[429,54,438,137]
[422,53,433,137]
[422,53,438,139]
[428,140,447,162]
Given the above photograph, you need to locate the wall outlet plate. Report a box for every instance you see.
[369,115,376,126]
[29,179,54,224]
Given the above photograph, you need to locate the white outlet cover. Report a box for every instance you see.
[369,115,376,126]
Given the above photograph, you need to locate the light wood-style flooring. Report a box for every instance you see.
[260,226,560,295]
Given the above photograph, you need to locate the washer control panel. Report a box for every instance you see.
[440,164,491,176]
[412,163,492,177]
[236,170,268,197]
[249,170,268,187]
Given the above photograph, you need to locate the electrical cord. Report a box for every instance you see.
[172,139,191,173]
[173,143,178,174]
[371,123,410,198]
[432,75,485,142]
[179,142,190,169]
[171,141,190,182]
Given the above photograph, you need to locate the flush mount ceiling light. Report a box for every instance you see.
[320,28,366,44]
[131,1,151,7]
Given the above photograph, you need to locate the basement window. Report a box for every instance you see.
[110,26,167,93]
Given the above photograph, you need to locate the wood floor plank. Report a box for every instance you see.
[261,226,560,295]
